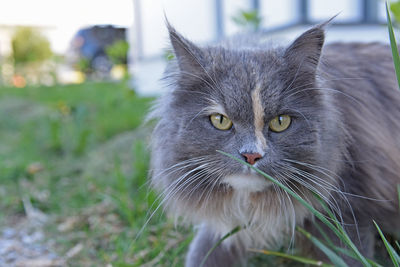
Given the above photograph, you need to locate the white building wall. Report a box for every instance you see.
[260,0,299,28]
[309,0,362,22]
[131,0,217,95]
[130,0,390,96]
[132,0,216,59]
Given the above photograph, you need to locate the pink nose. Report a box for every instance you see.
[241,153,262,165]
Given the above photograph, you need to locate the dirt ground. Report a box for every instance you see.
[0,216,63,267]
[0,199,87,267]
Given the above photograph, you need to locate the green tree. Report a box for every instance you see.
[11,27,52,65]
[105,40,129,65]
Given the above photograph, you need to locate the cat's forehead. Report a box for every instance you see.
[206,48,283,120]
[211,85,281,125]
[207,46,282,75]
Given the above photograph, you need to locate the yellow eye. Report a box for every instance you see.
[210,114,233,130]
[269,115,291,132]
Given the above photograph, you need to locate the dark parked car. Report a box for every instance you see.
[68,25,127,76]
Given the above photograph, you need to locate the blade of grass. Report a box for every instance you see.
[386,1,400,88]
[248,248,334,267]
[314,221,335,246]
[217,150,371,267]
[312,221,355,260]
[309,214,362,263]
[199,226,241,267]
[301,224,383,267]
[309,201,359,260]
[310,193,369,262]
[302,194,371,265]
[373,220,400,267]
[297,227,348,267]
[397,184,400,209]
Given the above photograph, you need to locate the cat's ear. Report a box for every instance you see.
[283,22,327,73]
[166,22,204,73]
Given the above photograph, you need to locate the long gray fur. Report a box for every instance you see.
[149,22,400,266]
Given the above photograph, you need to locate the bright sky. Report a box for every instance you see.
[0,0,133,53]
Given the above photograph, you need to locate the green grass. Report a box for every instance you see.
[1,82,396,266]
[0,81,192,266]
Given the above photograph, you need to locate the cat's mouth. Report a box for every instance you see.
[222,172,272,192]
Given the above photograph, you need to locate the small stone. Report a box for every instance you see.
[22,231,43,244]
[31,244,46,254]
[5,250,18,262]
[2,228,16,239]
[47,252,58,260]
[0,240,17,255]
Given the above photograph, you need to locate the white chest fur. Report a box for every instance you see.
[222,173,271,192]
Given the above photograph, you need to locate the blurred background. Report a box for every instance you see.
[0,0,398,266]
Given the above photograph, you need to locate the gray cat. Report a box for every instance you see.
[149,21,400,266]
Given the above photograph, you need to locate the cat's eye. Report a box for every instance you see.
[269,115,291,132]
[210,114,233,130]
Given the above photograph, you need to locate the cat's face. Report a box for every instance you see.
[150,24,345,227]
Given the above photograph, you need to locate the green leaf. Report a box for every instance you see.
[105,40,129,65]
[231,9,262,31]
[373,220,400,267]
[248,248,334,267]
[386,2,400,89]
[390,1,400,23]
[199,226,241,267]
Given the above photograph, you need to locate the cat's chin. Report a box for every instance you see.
[222,172,271,192]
